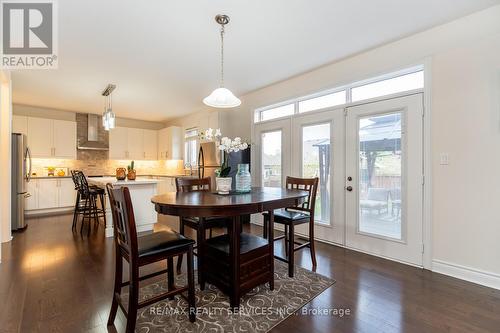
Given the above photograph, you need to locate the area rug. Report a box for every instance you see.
[129,260,335,333]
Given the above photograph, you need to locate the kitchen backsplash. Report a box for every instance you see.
[31,159,184,177]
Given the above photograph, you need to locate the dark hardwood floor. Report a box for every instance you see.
[1,214,500,333]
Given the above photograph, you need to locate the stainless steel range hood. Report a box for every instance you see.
[77,114,109,151]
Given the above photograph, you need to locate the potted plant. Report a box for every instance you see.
[127,160,136,180]
[201,128,249,194]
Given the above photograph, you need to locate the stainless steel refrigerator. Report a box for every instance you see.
[11,133,31,230]
[198,141,221,189]
[198,141,251,190]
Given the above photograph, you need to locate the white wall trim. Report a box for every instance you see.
[432,259,500,290]
[422,57,433,270]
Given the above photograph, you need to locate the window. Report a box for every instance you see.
[184,128,198,168]
[302,123,331,224]
[261,130,282,187]
[299,90,346,113]
[352,71,423,102]
[253,66,424,123]
[256,103,294,122]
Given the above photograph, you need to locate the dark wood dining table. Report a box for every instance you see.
[151,186,308,307]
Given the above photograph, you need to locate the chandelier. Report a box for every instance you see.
[203,14,241,108]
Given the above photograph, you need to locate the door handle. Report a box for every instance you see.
[24,193,31,198]
[346,186,353,192]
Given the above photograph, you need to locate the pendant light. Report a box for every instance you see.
[203,15,241,108]
[102,84,116,130]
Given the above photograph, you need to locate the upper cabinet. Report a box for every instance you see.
[158,126,182,160]
[109,126,129,159]
[24,117,77,159]
[143,129,158,160]
[53,120,77,159]
[109,127,158,160]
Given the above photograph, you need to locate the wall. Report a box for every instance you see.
[166,108,228,136]
[0,71,12,252]
[207,6,500,286]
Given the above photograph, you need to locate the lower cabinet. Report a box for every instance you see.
[26,178,76,213]
[156,177,177,194]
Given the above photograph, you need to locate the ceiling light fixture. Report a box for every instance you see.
[203,14,241,108]
[102,84,116,131]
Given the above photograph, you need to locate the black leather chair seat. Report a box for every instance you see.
[138,231,195,258]
[263,208,310,224]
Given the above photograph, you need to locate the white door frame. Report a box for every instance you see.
[291,108,345,245]
[345,93,424,267]
[249,60,433,270]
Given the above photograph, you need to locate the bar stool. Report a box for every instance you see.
[72,171,106,235]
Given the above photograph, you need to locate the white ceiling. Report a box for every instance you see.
[11,0,500,122]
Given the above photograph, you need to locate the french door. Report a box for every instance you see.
[254,119,291,189]
[252,93,424,266]
[345,94,424,266]
[291,109,344,244]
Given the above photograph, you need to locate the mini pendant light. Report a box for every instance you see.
[203,14,241,108]
[102,84,116,130]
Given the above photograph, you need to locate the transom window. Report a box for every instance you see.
[254,66,423,123]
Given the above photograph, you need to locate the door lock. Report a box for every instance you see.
[346,186,353,192]
[347,176,352,181]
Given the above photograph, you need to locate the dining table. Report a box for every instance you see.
[151,186,308,308]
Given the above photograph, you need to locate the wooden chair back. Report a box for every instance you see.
[106,184,138,259]
[285,176,319,214]
[176,177,212,192]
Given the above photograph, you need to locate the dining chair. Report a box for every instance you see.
[175,177,230,286]
[106,184,196,332]
[262,176,319,277]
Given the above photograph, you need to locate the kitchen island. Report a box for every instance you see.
[87,177,161,237]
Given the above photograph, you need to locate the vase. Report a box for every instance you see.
[116,168,127,180]
[127,169,136,181]
[216,177,232,194]
[235,163,251,193]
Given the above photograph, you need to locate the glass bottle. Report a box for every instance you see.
[235,163,251,193]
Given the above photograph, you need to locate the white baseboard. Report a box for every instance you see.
[432,260,500,290]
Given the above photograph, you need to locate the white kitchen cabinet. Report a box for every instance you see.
[127,128,144,160]
[25,178,76,212]
[156,177,177,194]
[25,180,38,210]
[27,117,53,157]
[58,178,77,207]
[13,115,28,135]
[110,127,159,160]
[109,126,129,159]
[158,126,182,160]
[26,117,76,159]
[53,120,77,158]
[38,179,59,209]
[143,129,158,160]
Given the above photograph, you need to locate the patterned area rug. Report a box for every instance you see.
[129,260,335,332]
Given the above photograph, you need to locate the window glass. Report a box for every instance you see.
[352,71,423,102]
[358,113,403,240]
[299,91,346,113]
[261,130,282,187]
[260,104,294,122]
[302,123,331,224]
